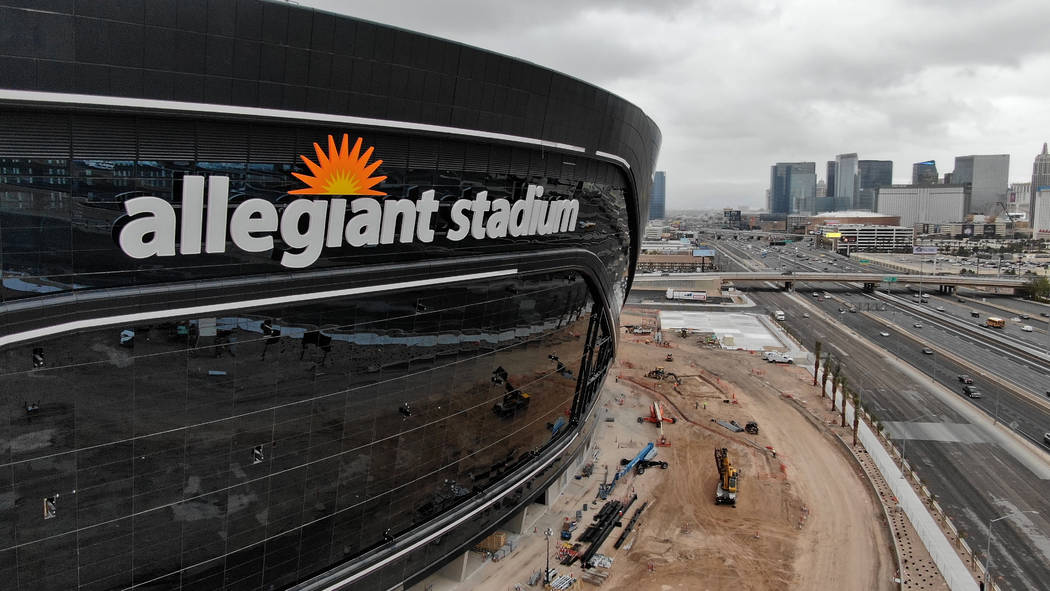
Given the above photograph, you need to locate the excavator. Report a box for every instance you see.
[645,366,681,385]
[714,447,738,506]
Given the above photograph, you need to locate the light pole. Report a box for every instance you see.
[544,527,553,584]
[899,411,938,477]
[985,510,1038,587]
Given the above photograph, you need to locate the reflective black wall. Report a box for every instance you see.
[0,269,614,590]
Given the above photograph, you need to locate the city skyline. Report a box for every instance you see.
[300,0,1050,209]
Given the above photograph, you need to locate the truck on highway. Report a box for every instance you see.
[773,310,785,321]
[665,288,707,301]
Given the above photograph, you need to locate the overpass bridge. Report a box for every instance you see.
[634,272,1027,294]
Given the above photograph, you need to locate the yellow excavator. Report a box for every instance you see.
[714,447,738,505]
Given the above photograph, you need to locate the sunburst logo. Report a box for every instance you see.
[291,134,387,195]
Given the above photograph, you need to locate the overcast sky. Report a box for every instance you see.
[301,0,1050,210]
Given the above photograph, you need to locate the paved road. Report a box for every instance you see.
[714,240,1050,591]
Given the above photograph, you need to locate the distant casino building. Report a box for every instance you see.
[952,154,1009,215]
[857,159,893,211]
[876,184,969,227]
[912,160,939,185]
[0,2,660,590]
[649,171,667,220]
[768,162,816,214]
[1030,143,1050,225]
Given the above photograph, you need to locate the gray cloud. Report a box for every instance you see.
[304,0,1050,209]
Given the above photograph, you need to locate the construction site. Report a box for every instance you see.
[413,310,916,591]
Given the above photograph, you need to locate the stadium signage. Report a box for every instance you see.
[118,135,579,268]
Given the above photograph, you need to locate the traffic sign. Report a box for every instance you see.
[859,259,870,264]
[883,276,898,283]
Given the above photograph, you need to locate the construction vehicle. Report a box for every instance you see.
[633,459,669,475]
[560,519,578,540]
[645,367,681,384]
[714,447,738,505]
[638,401,676,425]
[679,328,688,338]
[665,353,674,362]
[744,421,759,435]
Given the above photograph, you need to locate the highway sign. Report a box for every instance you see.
[859,259,870,264]
[883,276,898,282]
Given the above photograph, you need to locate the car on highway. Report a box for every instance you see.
[1041,312,1049,318]
[802,312,810,318]
[1044,433,1050,447]
[1021,325,1034,332]
[913,322,923,328]
[1020,314,1030,320]
[812,292,820,297]
[921,348,934,355]
[971,311,980,318]
[962,385,982,399]
[957,375,974,384]
[879,331,890,337]
[936,306,945,311]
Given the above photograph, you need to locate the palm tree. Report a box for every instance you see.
[820,353,831,399]
[839,377,848,417]
[831,363,842,412]
[812,340,822,386]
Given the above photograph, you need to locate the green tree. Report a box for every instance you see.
[1024,276,1050,301]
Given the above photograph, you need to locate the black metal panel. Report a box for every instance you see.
[72,115,136,158]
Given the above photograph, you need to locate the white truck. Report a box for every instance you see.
[773,310,785,321]
[665,288,707,301]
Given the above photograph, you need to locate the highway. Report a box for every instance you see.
[708,238,1050,591]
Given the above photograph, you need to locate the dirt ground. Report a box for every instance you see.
[428,312,897,591]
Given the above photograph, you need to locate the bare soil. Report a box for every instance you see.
[596,315,896,591]
[432,312,896,591]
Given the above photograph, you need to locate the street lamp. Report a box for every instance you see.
[985,510,1038,587]
[899,411,938,477]
[544,527,553,584]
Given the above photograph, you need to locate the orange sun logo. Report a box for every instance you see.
[291,134,387,195]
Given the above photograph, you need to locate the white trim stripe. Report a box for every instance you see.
[0,89,587,153]
[0,268,517,348]
[595,150,630,169]
[317,431,580,590]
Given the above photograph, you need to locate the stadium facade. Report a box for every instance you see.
[0,2,660,590]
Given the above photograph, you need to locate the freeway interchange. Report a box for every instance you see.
[704,239,1050,591]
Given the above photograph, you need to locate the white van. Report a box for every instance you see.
[773,310,785,321]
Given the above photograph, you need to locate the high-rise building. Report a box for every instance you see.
[858,160,893,211]
[650,170,667,220]
[1007,182,1031,219]
[816,179,827,198]
[912,161,939,185]
[769,162,817,214]
[952,154,1009,215]
[1033,186,1050,238]
[826,161,837,198]
[1030,143,1050,224]
[834,153,859,210]
[876,185,969,227]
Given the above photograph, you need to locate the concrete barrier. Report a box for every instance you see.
[818,371,975,590]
